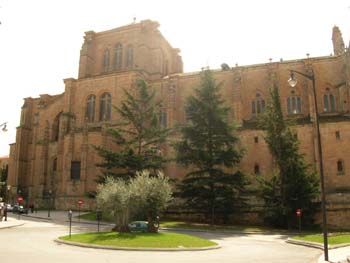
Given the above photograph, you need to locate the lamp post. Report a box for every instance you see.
[288,69,329,261]
[7,185,11,200]
[17,189,22,220]
[5,185,11,221]
[48,189,52,218]
[0,122,8,132]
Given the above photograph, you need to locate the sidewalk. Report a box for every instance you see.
[21,210,114,226]
[0,216,25,229]
[318,247,350,263]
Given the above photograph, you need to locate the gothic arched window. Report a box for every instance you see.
[113,43,123,70]
[287,96,302,114]
[254,164,260,175]
[126,45,134,68]
[86,95,96,122]
[99,93,111,121]
[337,159,344,175]
[102,49,110,73]
[323,93,335,112]
[159,110,167,128]
[252,93,265,115]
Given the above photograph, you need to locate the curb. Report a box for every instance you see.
[22,214,113,226]
[22,214,53,221]
[54,238,221,251]
[0,222,25,230]
[160,227,297,236]
[286,238,350,250]
[17,213,309,236]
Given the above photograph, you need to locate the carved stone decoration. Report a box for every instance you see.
[232,71,242,98]
[167,84,176,107]
[33,113,39,125]
[80,31,95,56]
[231,71,243,124]
[232,74,241,85]
[61,112,76,135]
[332,26,345,56]
[22,99,28,108]
[268,71,277,83]
[266,62,278,86]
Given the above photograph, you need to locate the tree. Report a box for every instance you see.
[258,84,319,228]
[174,70,246,224]
[96,177,131,232]
[131,171,172,232]
[95,79,170,182]
[96,171,172,233]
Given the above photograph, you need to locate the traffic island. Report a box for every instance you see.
[287,233,350,250]
[55,231,220,251]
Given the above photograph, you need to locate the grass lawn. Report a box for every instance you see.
[79,212,283,233]
[292,233,350,245]
[59,231,217,248]
[160,220,277,232]
[79,212,115,222]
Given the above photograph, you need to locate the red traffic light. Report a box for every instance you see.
[17,196,23,203]
[78,199,84,205]
[296,209,302,217]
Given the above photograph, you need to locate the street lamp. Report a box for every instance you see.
[0,122,8,132]
[48,189,52,218]
[7,185,11,203]
[288,69,329,261]
[5,185,11,221]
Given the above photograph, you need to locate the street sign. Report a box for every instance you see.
[68,210,73,238]
[68,210,73,220]
[296,209,302,217]
[17,196,23,203]
[96,210,102,220]
[77,200,84,222]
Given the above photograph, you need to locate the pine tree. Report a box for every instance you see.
[258,84,319,228]
[174,70,246,224]
[95,79,170,181]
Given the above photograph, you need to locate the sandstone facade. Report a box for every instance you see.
[8,20,350,227]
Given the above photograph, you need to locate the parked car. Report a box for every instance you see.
[12,204,28,214]
[128,221,148,232]
[6,204,13,212]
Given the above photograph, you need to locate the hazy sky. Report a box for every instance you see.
[0,0,349,157]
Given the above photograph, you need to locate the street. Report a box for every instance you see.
[0,215,321,263]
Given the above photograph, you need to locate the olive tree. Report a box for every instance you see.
[97,171,172,233]
[131,171,172,232]
[96,177,131,232]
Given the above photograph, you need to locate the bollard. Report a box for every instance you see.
[68,210,73,238]
[96,210,102,233]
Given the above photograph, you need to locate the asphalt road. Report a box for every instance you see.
[0,216,321,263]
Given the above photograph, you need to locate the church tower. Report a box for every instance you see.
[332,25,345,56]
[78,20,183,80]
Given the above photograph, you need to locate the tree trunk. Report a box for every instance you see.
[147,215,158,233]
[211,205,215,226]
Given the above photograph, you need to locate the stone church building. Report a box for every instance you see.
[8,20,350,227]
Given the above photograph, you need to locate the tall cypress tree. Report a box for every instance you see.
[174,70,246,224]
[95,79,170,181]
[258,84,319,228]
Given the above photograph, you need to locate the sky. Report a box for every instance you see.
[0,0,349,157]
